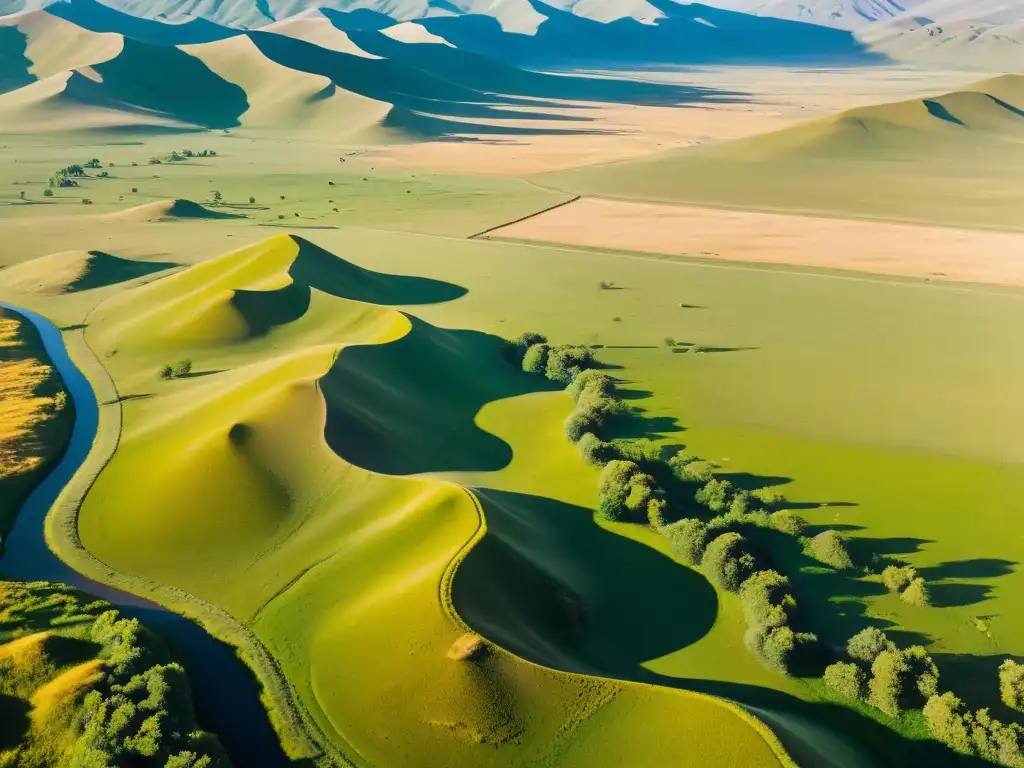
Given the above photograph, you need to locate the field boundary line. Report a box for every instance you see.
[467,193,581,239]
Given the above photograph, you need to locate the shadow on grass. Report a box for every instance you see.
[322,317,560,474]
[0,694,29,751]
[453,488,717,674]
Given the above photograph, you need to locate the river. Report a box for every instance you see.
[0,301,293,768]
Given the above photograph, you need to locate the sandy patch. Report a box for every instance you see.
[490,197,1024,286]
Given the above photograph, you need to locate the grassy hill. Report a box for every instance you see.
[539,74,1024,230]
[73,233,795,768]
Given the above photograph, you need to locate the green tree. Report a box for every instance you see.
[1000,660,1024,712]
[695,478,733,512]
[847,627,893,664]
[522,343,550,375]
[809,530,854,570]
[882,564,917,592]
[661,518,708,566]
[702,532,756,592]
[567,369,613,401]
[869,648,911,716]
[769,511,807,535]
[901,577,930,606]
[577,432,614,466]
[740,570,795,630]
[824,661,865,700]
[923,692,973,755]
[43,188,54,198]
[647,498,668,529]
[211,190,223,205]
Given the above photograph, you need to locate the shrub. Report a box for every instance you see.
[148,157,162,164]
[847,627,893,664]
[624,473,657,516]
[882,565,917,592]
[131,187,138,193]
[43,189,53,198]
[661,518,708,566]
[752,487,787,507]
[702,532,756,592]
[809,530,854,570]
[597,460,639,521]
[740,570,795,630]
[81,198,93,205]
[901,577,930,606]
[546,345,594,383]
[578,433,615,466]
[158,365,174,380]
[695,478,733,512]
[522,343,550,375]
[769,511,807,535]
[599,280,615,289]
[904,645,940,700]
[869,648,912,716]
[249,196,256,204]
[746,625,817,675]
[729,490,751,517]
[54,391,68,410]
[663,337,676,348]
[1000,660,1024,712]
[171,359,192,377]
[567,370,614,401]
[564,405,604,443]
[923,692,974,755]
[647,498,668,529]
[824,661,866,700]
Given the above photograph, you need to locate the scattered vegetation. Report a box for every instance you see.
[1000,660,1024,712]
[0,580,230,766]
[807,530,854,570]
[157,360,193,381]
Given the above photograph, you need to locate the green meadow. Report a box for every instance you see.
[1,116,1023,767]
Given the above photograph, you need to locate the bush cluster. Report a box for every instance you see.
[881,564,931,606]
[925,692,1024,767]
[807,530,854,570]
[597,460,661,523]
[158,359,193,381]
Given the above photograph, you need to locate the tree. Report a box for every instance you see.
[85,158,101,168]
[847,627,893,664]
[564,406,603,444]
[19,190,26,200]
[211,190,223,205]
[249,196,256,204]
[882,565,917,592]
[577,433,614,466]
[661,518,708,566]
[157,365,174,380]
[43,189,53,198]
[663,337,676,348]
[904,645,940,700]
[647,498,668,529]
[695,478,733,512]
[702,532,756,592]
[810,530,854,570]
[824,662,865,700]
[522,343,550,375]
[869,648,912,716]
[740,570,795,630]
[769,511,807,535]
[923,692,973,755]
[567,369,613,401]
[901,577,930,606]
[546,345,594,383]
[746,624,817,675]
[597,460,639,521]
[1000,660,1024,712]
[729,490,751,518]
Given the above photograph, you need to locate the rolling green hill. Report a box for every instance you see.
[72,233,794,768]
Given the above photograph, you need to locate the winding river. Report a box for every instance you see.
[0,302,292,768]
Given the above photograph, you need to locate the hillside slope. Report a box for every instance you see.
[539,74,1024,230]
[73,232,796,768]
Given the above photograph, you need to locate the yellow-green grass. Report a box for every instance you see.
[0,308,72,546]
[73,233,792,767]
[0,132,570,237]
[536,76,1024,231]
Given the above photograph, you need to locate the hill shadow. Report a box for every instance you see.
[0,694,29,751]
[321,317,560,475]
[66,251,179,292]
[419,0,885,69]
[453,488,718,674]
[78,39,248,130]
[0,25,34,96]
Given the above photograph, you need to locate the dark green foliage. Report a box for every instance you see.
[924,693,974,755]
[158,360,193,380]
[746,625,817,675]
[647,498,668,529]
[740,570,795,630]
[567,370,613,402]
[702,532,756,592]
[577,433,615,466]
[545,345,594,384]
[43,189,54,198]
[564,406,604,444]
[157,365,174,381]
[809,530,854,570]
[85,158,102,169]
[695,478,733,512]
[521,343,550,375]
[728,490,751,517]
[1000,660,1024,712]
[249,197,256,204]
[751,487,786,507]
[924,692,1024,767]
[847,627,894,664]
[596,460,657,522]
[824,661,865,700]
[661,518,708,566]
[869,646,938,716]
[769,511,807,535]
